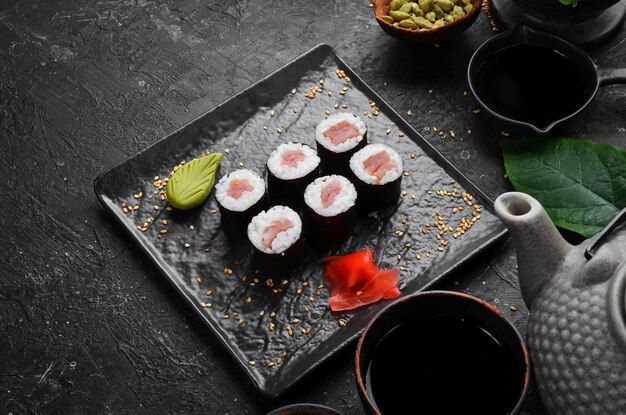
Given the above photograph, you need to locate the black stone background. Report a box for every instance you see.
[1,0,624,413]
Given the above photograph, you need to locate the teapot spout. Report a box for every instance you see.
[494,192,573,308]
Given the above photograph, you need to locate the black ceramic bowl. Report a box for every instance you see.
[467,25,626,135]
[266,403,344,415]
[355,291,530,415]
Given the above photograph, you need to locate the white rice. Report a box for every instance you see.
[267,142,320,180]
[247,206,302,254]
[315,113,367,153]
[349,144,403,185]
[304,175,357,217]
[215,169,265,212]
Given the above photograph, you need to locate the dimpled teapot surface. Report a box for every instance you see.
[494,192,626,415]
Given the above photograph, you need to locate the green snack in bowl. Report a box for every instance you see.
[399,18,418,28]
[444,13,454,22]
[435,0,454,12]
[390,10,411,21]
[390,0,405,11]
[433,19,445,27]
[413,15,434,28]
[399,2,413,13]
[433,4,445,18]
[452,5,465,18]
[464,4,473,12]
[411,2,425,16]
[462,0,471,4]
[419,0,434,12]
[165,153,222,210]
[425,11,437,22]
[381,15,395,24]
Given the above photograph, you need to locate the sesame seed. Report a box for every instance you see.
[224,148,230,154]
[406,110,412,116]
[338,319,346,327]
[259,310,265,317]
[270,111,275,117]
[159,229,167,234]
[276,127,282,134]
[510,306,517,311]
[238,319,244,325]
[334,103,339,108]
[184,243,191,248]
[291,88,296,94]
[249,360,256,366]
[386,128,391,135]
[341,104,348,109]
[399,132,405,137]
[196,277,202,284]
[223,315,229,319]
[211,209,218,214]
[246,297,252,303]
[270,311,276,318]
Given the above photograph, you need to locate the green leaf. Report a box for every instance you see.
[165,153,222,210]
[502,137,626,238]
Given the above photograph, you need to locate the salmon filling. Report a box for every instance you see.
[320,179,342,209]
[323,121,359,146]
[226,178,254,199]
[261,218,294,249]
[363,150,397,184]
[280,149,305,168]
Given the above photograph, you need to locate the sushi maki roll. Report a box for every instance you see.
[215,169,268,236]
[266,142,320,208]
[315,113,367,175]
[349,144,403,211]
[303,175,357,248]
[247,206,304,270]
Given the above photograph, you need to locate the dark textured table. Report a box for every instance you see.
[1,1,624,414]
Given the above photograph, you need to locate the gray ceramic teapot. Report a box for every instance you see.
[494,192,626,415]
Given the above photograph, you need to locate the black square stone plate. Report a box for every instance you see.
[94,44,506,399]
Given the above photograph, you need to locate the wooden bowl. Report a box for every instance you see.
[372,0,483,44]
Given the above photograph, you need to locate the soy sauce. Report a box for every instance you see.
[475,44,588,128]
[365,314,524,415]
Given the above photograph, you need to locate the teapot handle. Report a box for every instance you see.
[585,207,626,260]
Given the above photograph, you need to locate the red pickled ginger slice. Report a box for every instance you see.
[323,248,401,312]
[323,121,359,145]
